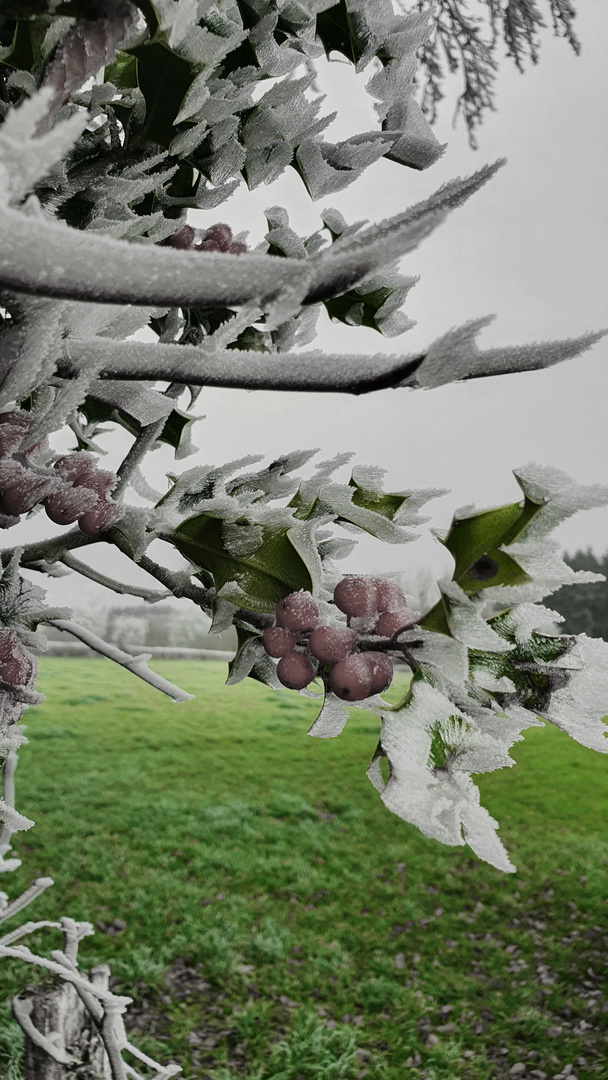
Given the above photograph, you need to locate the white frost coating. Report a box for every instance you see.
[378,682,515,871]
[414,319,606,388]
[318,484,417,543]
[407,629,470,688]
[0,89,87,205]
[0,801,34,834]
[496,603,565,644]
[486,540,604,606]
[90,382,175,426]
[514,463,608,541]
[545,635,608,753]
[222,522,264,559]
[307,692,351,739]
[439,579,514,652]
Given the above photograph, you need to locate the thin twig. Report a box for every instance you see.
[47,620,194,702]
[60,552,171,602]
[114,383,183,500]
[0,749,18,856]
[0,878,54,924]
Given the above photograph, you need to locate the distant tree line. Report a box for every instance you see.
[551,550,608,638]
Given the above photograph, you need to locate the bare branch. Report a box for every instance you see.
[12,996,77,1066]
[60,552,171,603]
[47,620,194,702]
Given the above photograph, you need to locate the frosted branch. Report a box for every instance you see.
[114,383,184,499]
[0,203,310,308]
[47,620,194,702]
[60,553,171,603]
[0,748,18,857]
[0,878,54,924]
[0,920,61,948]
[62,338,426,394]
[12,996,76,1066]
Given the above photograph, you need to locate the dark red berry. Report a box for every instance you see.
[74,469,117,496]
[228,241,247,255]
[197,224,233,251]
[329,654,373,701]
[373,579,407,613]
[78,499,123,537]
[275,591,319,632]
[53,452,97,484]
[333,577,378,618]
[160,225,196,249]
[45,486,98,525]
[374,609,417,638]
[308,625,358,663]
[262,626,299,658]
[364,652,394,695]
[276,650,317,690]
[0,475,58,516]
[0,629,36,688]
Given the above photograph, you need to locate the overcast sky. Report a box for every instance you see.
[24,1,608,610]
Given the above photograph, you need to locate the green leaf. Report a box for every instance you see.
[104,50,139,90]
[127,41,196,149]
[348,475,407,521]
[171,514,314,612]
[316,1,366,65]
[79,396,193,455]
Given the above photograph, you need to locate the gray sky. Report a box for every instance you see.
[24,1,608,609]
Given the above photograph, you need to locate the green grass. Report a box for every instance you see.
[1,658,607,1079]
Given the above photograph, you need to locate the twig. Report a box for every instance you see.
[60,552,171,603]
[60,337,426,394]
[2,527,94,569]
[47,620,194,703]
[0,748,18,856]
[114,383,184,500]
[11,996,76,1066]
[0,878,55,924]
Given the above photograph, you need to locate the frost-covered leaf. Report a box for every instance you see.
[375,681,516,872]
[0,90,87,205]
[307,690,350,739]
[542,634,608,753]
[171,513,315,612]
[227,626,281,688]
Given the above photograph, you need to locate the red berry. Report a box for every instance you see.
[198,224,233,251]
[329,654,373,701]
[228,241,247,255]
[308,625,358,663]
[275,591,319,631]
[45,486,98,525]
[276,650,317,690]
[78,499,123,537]
[0,629,36,688]
[160,225,196,249]
[364,652,394,695]
[374,609,417,638]
[53,452,97,484]
[0,475,58,516]
[0,411,33,456]
[75,469,117,497]
[333,577,378,618]
[262,626,299,658]
[373,579,407,613]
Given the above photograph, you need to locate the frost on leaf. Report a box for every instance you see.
[373,681,521,872]
[543,635,608,753]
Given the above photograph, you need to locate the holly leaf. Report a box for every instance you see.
[171,514,314,612]
[79,395,193,456]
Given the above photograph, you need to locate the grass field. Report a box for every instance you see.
[0,658,607,1080]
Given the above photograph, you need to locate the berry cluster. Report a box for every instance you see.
[0,628,37,725]
[261,578,419,702]
[0,411,122,536]
[160,223,247,255]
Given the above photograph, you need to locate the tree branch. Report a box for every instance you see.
[47,620,194,703]
[60,338,426,394]
[0,203,310,309]
[60,552,171,602]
